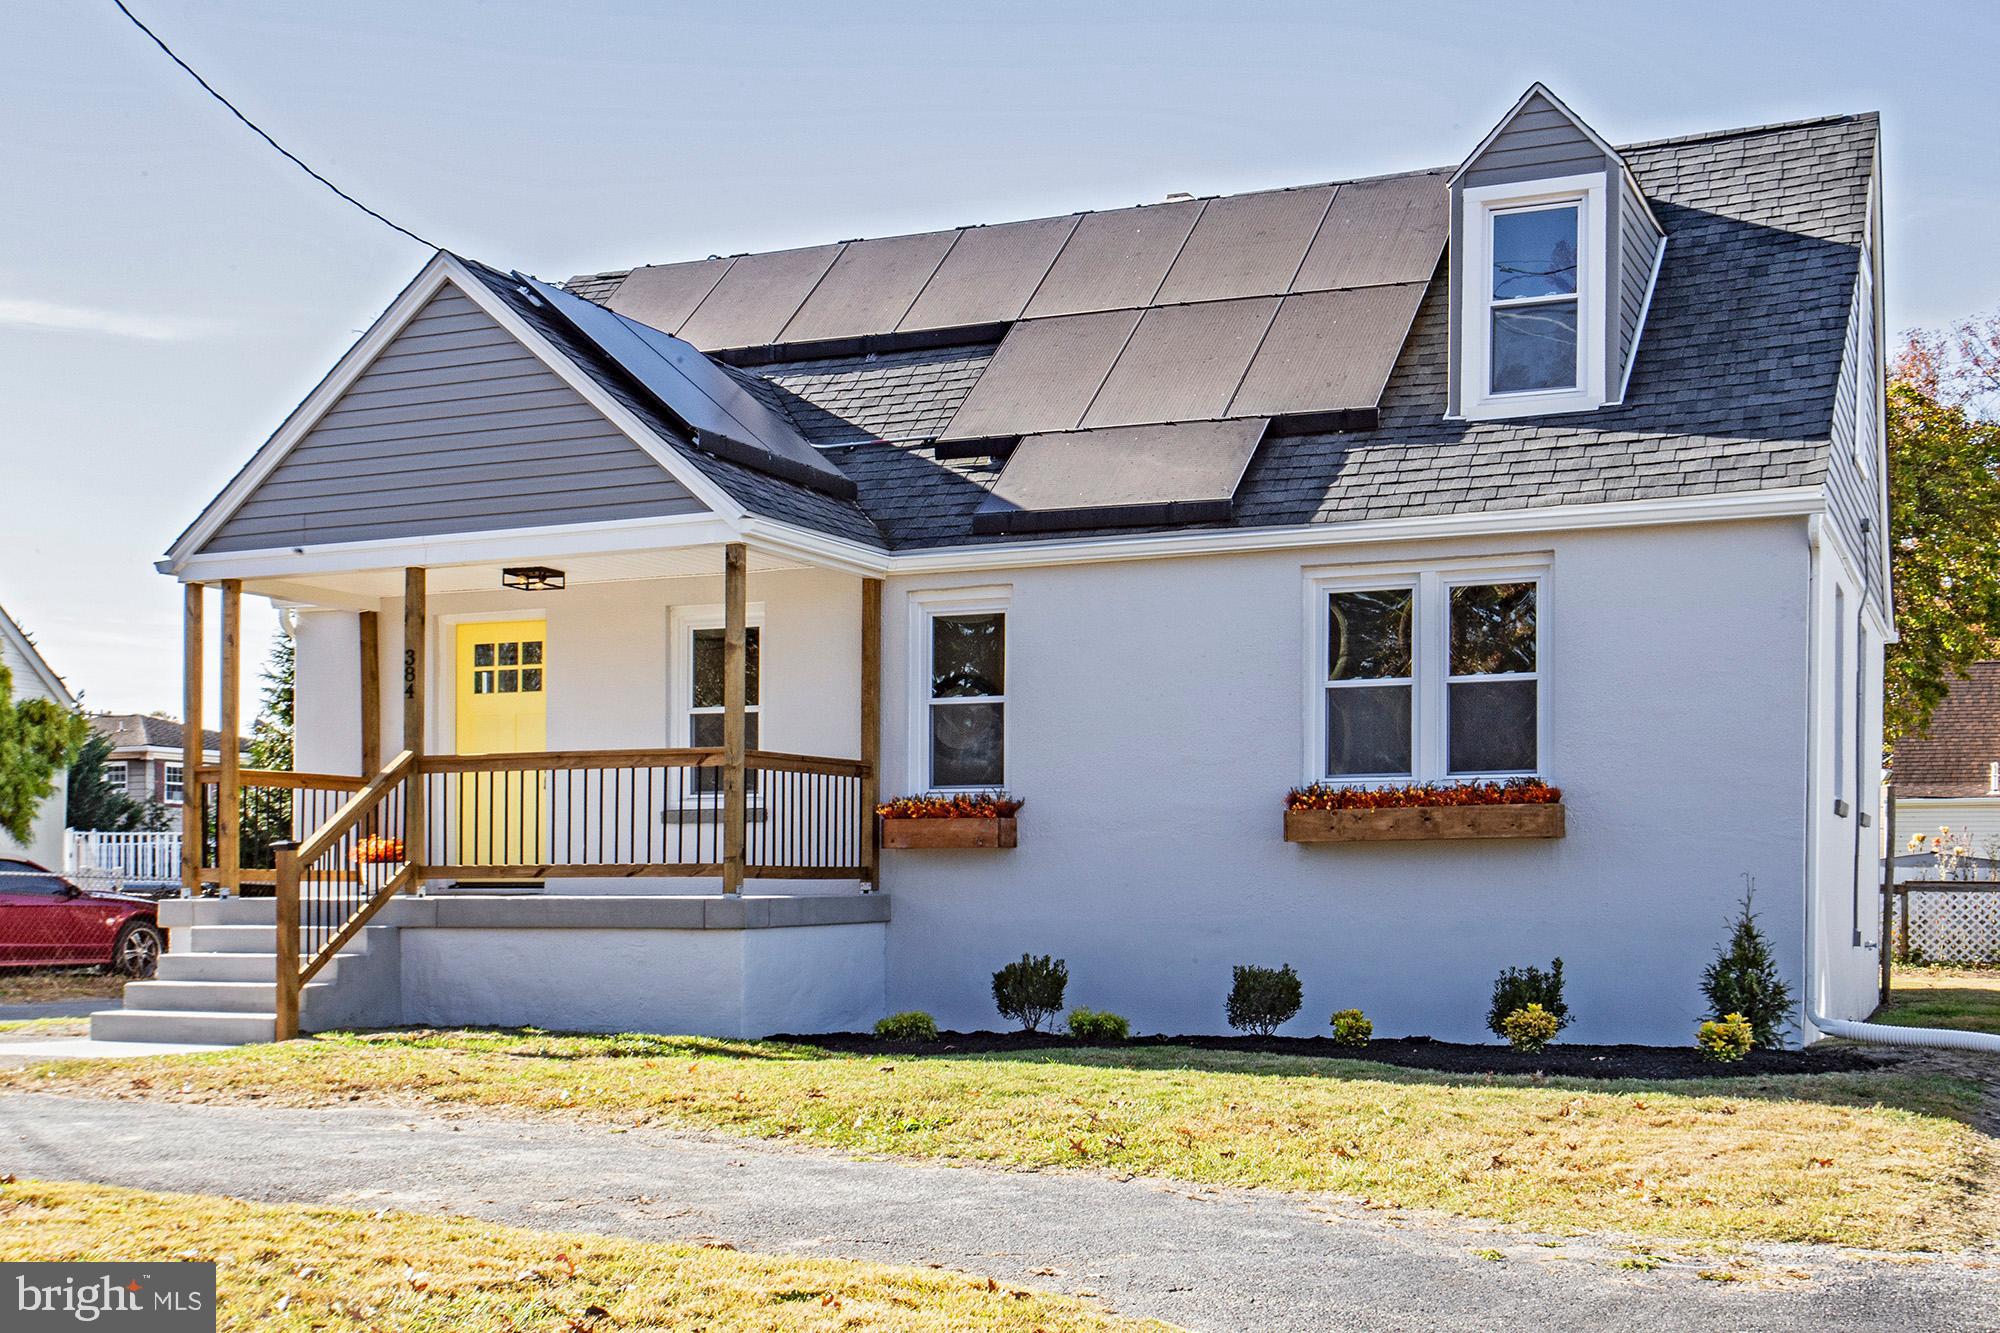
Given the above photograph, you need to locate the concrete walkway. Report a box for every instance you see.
[0,1094,1991,1331]
[0,1037,230,1061]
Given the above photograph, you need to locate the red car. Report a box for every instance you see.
[0,858,164,977]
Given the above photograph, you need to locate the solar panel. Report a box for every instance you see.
[675,243,844,350]
[778,230,961,344]
[1228,284,1428,419]
[1153,186,1334,305]
[1020,199,1204,318]
[522,276,854,496]
[975,418,1269,532]
[1080,297,1280,429]
[1291,171,1449,292]
[602,257,734,334]
[936,308,1143,441]
[899,214,1081,332]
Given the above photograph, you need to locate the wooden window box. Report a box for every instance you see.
[881,816,1018,849]
[1284,803,1565,843]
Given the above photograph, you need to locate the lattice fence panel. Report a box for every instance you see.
[1898,889,2000,965]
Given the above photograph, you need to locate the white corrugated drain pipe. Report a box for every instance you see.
[1808,1011,2000,1054]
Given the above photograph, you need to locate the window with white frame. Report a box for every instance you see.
[1458,176,1606,421]
[103,760,128,793]
[1311,564,1544,784]
[670,604,764,800]
[164,763,184,804]
[911,592,1007,790]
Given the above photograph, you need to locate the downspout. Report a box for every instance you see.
[1802,521,2000,1053]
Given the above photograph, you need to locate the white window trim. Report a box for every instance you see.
[668,601,766,808]
[1458,173,1609,421]
[1303,557,1550,787]
[906,586,1010,793]
[163,763,185,805]
[103,760,129,793]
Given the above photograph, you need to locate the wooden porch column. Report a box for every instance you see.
[358,610,381,776]
[180,583,205,895]
[859,578,881,887]
[216,579,243,896]
[403,569,427,882]
[722,542,748,895]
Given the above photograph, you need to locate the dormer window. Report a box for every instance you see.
[1456,176,1608,420]
[1488,204,1580,393]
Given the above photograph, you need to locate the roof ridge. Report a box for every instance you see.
[1617,110,1877,154]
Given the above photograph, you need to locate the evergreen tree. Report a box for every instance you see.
[1700,880,1794,1048]
[66,730,167,832]
[240,633,295,866]
[0,658,90,845]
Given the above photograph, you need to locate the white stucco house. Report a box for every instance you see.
[98,87,1891,1048]
[0,602,78,869]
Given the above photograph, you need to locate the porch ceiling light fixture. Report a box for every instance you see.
[501,565,566,592]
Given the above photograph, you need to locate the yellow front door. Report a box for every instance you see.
[455,620,548,867]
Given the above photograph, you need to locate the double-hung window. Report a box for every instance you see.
[103,761,128,794]
[1487,204,1580,395]
[670,604,763,800]
[1457,175,1606,420]
[163,763,184,805]
[911,591,1007,791]
[1311,563,1545,784]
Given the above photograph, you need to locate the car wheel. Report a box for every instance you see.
[112,920,163,978]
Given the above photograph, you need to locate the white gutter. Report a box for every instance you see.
[1802,518,2000,1054]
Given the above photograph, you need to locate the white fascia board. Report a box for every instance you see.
[1613,234,1668,406]
[163,254,748,578]
[0,608,75,707]
[170,511,739,584]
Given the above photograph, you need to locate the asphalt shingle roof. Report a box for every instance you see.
[559,113,1875,551]
[91,713,250,756]
[1892,663,2000,799]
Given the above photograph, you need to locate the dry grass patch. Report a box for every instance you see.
[0,969,121,1004]
[0,1179,1157,1331]
[1874,968,2000,1036]
[0,1016,90,1039]
[8,1031,1992,1250]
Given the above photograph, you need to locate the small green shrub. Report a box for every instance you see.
[1329,1008,1373,1046]
[992,954,1068,1032]
[1226,964,1303,1036]
[1501,1003,1560,1053]
[1697,1012,1754,1062]
[1700,884,1793,1048]
[1487,958,1569,1039]
[1066,1007,1130,1043]
[873,1010,938,1041]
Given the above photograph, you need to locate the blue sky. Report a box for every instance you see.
[3,0,1996,721]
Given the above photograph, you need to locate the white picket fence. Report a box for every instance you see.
[64,829,183,888]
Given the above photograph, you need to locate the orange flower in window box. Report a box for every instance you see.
[877,793,1021,849]
[1283,779,1564,843]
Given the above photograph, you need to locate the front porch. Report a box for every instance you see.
[160,540,884,1041]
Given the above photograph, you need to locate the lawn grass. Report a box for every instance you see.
[0,1179,1157,1331]
[8,1030,1992,1250]
[1874,967,2000,1036]
[0,1016,90,1039]
[0,969,121,1004]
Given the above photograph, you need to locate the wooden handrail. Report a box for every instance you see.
[416,747,869,777]
[295,750,417,867]
[197,767,368,791]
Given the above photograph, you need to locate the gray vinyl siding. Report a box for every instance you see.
[1615,172,1664,393]
[1824,160,1885,603]
[200,286,705,554]
[1457,92,1610,188]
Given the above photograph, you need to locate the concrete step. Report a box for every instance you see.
[178,925,281,954]
[119,980,274,1013]
[157,952,280,982]
[90,1008,276,1045]
[160,898,277,928]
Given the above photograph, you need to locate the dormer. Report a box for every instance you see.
[1448,84,1664,421]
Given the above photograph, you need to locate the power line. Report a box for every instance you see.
[109,0,437,249]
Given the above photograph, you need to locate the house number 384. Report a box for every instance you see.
[404,647,418,699]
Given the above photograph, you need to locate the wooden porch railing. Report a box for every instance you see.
[271,746,871,1038]
[194,768,367,891]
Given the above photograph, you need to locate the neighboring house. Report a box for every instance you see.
[128,86,1890,1046]
[0,602,79,868]
[1890,663,2000,857]
[87,713,250,812]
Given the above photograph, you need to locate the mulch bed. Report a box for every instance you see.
[771,1030,1884,1081]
